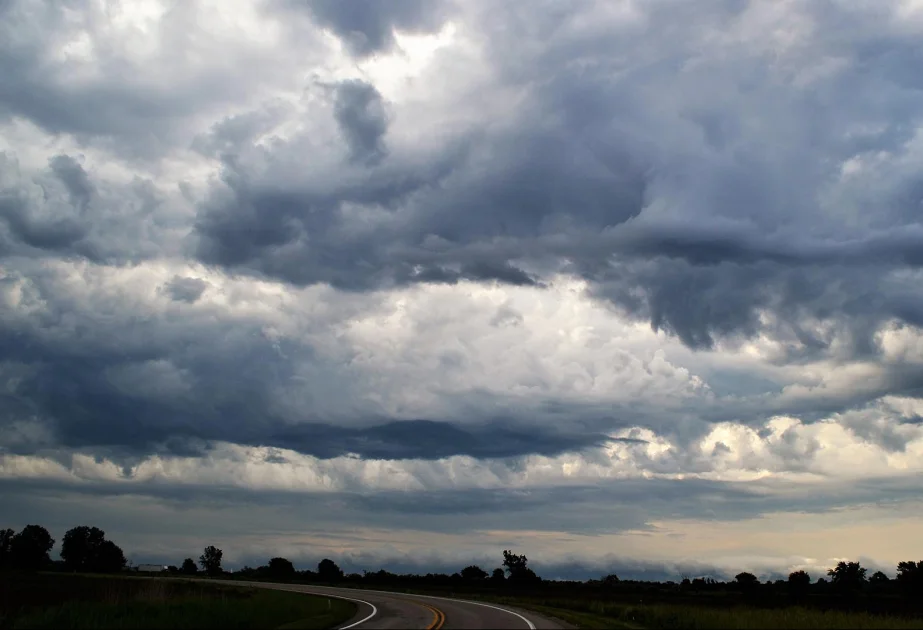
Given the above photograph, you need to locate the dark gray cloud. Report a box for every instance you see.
[161,276,208,303]
[0,266,612,459]
[333,80,389,165]
[182,0,923,361]
[3,252,921,461]
[8,464,923,535]
[48,155,94,212]
[1,154,87,256]
[299,0,449,57]
[4,473,920,578]
[3,0,923,573]
[0,477,735,580]
[192,124,646,290]
[0,154,181,262]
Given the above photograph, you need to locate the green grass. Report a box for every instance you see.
[619,604,923,630]
[426,592,923,630]
[0,573,355,630]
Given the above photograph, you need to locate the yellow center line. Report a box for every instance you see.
[418,601,446,630]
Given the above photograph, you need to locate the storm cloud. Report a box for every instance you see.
[2,0,923,579]
[298,0,450,57]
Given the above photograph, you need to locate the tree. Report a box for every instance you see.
[827,561,866,593]
[199,546,223,575]
[60,526,126,573]
[491,567,505,583]
[0,528,14,569]
[318,558,343,582]
[869,571,890,585]
[268,557,296,580]
[61,526,105,571]
[181,558,199,575]
[788,570,811,586]
[461,565,489,581]
[96,540,127,573]
[502,550,539,584]
[735,572,759,589]
[787,571,810,587]
[896,561,923,596]
[787,570,811,601]
[602,574,620,587]
[10,525,55,571]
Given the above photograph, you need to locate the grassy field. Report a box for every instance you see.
[478,596,923,630]
[0,573,356,630]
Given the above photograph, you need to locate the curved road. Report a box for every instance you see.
[229,580,570,629]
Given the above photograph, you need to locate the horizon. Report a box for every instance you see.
[2,0,923,583]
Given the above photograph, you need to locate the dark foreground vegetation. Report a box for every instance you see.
[4,523,923,628]
[0,573,356,630]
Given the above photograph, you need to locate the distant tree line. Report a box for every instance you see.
[3,523,922,617]
[229,549,540,587]
[0,524,129,574]
[0,525,222,576]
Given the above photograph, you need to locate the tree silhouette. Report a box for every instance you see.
[318,558,343,582]
[502,550,527,576]
[827,561,867,593]
[96,540,126,573]
[10,525,55,571]
[735,572,759,588]
[896,560,922,597]
[869,570,890,585]
[502,550,539,584]
[788,570,811,586]
[268,557,296,580]
[61,526,104,571]
[787,570,811,601]
[199,546,223,575]
[461,565,489,581]
[0,528,14,568]
[181,558,198,575]
[61,526,126,573]
[491,568,505,583]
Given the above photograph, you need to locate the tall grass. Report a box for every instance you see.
[473,594,923,629]
[622,603,923,629]
[1,574,355,630]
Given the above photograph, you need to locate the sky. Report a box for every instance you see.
[2,0,923,582]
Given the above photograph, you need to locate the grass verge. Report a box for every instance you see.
[0,573,356,630]
[473,596,923,630]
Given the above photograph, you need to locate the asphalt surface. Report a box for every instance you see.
[227,580,570,629]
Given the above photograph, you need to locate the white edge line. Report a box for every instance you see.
[222,581,378,630]
[331,594,378,630]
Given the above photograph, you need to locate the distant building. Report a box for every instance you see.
[135,564,167,573]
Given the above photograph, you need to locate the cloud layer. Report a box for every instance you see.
[3,0,923,579]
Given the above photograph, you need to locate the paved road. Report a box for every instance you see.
[228,580,570,629]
